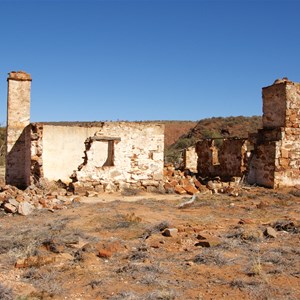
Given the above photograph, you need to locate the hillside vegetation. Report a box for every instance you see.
[165,116,262,163]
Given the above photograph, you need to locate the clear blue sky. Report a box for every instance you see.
[0,0,299,123]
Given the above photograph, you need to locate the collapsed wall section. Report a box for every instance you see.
[219,139,248,178]
[75,122,164,190]
[195,138,248,180]
[195,139,220,178]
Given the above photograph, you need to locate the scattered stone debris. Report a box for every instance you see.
[0,182,78,216]
[163,165,243,196]
[0,163,247,217]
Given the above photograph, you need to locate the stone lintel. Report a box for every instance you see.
[90,136,121,142]
[7,71,32,81]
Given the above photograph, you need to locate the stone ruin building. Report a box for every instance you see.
[6,71,164,192]
[5,71,300,190]
[184,78,300,188]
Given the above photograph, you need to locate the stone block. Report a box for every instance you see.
[18,201,34,216]
[174,185,186,195]
[162,228,178,237]
[281,149,289,158]
[264,226,277,238]
[183,184,199,195]
[153,172,163,181]
[142,180,159,187]
[4,203,17,213]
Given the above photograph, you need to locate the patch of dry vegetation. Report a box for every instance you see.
[0,187,299,299]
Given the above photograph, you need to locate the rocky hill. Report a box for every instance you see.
[162,121,198,148]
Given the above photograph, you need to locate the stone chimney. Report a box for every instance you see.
[6,71,32,188]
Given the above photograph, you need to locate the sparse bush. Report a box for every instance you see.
[289,189,300,197]
[193,249,236,266]
[110,291,140,300]
[121,187,140,196]
[145,289,178,300]
[230,279,247,289]
[129,251,148,261]
[23,269,63,297]
[142,220,170,239]
[114,212,143,228]
[47,217,71,232]
[0,283,14,300]
[88,280,103,289]
[246,257,263,276]
[139,273,159,285]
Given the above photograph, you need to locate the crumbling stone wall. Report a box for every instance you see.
[219,139,248,178]
[30,123,44,184]
[248,79,300,188]
[6,71,32,189]
[195,139,220,177]
[196,138,248,180]
[29,122,164,191]
[75,122,164,190]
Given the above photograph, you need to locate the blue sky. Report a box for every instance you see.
[0,0,299,123]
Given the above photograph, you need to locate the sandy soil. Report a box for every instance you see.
[0,188,299,300]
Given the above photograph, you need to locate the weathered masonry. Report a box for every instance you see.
[184,78,300,188]
[5,72,300,189]
[248,79,300,188]
[6,72,31,188]
[6,71,164,191]
[195,138,250,181]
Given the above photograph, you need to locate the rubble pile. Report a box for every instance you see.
[0,163,244,216]
[70,178,166,196]
[70,165,243,197]
[0,181,78,216]
[163,164,243,196]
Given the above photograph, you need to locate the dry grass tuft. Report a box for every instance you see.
[0,283,14,300]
